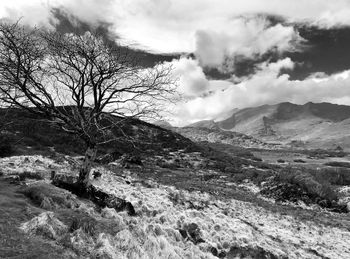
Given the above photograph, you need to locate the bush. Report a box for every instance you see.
[70,216,97,236]
[278,169,329,195]
[251,157,263,162]
[18,171,44,181]
[293,159,306,163]
[264,168,341,206]
[324,161,350,168]
[308,167,350,186]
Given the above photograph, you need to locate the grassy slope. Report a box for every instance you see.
[0,180,69,258]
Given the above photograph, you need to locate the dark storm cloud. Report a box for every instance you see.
[287,25,350,79]
[50,8,180,68]
[200,16,350,81]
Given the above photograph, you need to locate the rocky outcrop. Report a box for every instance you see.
[52,173,136,216]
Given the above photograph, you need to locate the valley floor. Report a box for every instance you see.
[1,155,350,258]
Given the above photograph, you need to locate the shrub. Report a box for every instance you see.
[18,171,44,181]
[251,157,263,162]
[293,159,306,163]
[70,216,97,236]
[308,167,350,186]
[324,161,350,168]
[272,168,339,203]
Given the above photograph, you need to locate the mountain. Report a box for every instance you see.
[187,120,219,130]
[153,120,173,129]
[173,127,280,149]
[186,102,350,150]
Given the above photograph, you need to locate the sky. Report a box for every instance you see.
[2,0,350,125]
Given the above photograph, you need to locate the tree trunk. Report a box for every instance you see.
[78,145,97,188]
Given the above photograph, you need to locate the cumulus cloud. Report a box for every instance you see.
[2,0,350,53]
[171,57,350,126]
[194,16,302,69]
[2,0,350,126]
[171,58,209,97]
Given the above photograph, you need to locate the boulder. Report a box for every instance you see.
[179,223,205,244]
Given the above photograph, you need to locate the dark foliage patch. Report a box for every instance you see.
[227,245,282,259]
[0,134,15,157]
[293,159,306,163]
[324,161,350,168]
[0,107,200,158]
[261,169,348,213]
[69,216,97,236]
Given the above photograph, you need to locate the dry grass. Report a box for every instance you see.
[0,180,70,258]
[20,182,81,210]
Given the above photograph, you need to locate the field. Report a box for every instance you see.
[1,137,350,258]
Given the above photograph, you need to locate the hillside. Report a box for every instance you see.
[186,120,220,130]
[173,127,280,149]
[1,109,350,258]
[186,102,350,150]
[0,108,199,158]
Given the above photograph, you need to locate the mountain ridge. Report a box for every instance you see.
[184,102,350,150]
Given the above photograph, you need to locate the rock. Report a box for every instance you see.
[93,170,102,179]
[179,223,205,244]
[117,154,143,168]
[52,173,78,186]
[19,171,44,181]
[179,229,187,239]
[228,245,280,259]
[23,157,30,163]
[52,178,136,216]
[97,151,123,164]
[210,247,218,257]
[318,199,330,208]
[218,251,227,258]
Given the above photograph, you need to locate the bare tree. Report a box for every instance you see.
[0,21,176,188]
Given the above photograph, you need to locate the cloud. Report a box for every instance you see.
[171,58,209,97]
[2,0,350,127]
[0,0,115,28]
[194,16,302,69]
[171,57,350,126]
[2,0,350,53]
